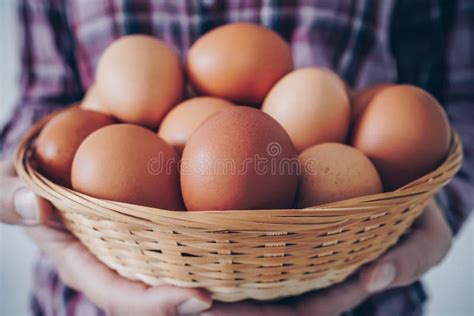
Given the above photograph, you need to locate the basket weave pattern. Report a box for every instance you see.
[15,114,463,302]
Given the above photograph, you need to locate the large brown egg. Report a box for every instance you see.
[351,83,393,122]
[80,84,110,115]
[352,85,450,191]
[71,124,183,210]
[158,97,234,154]
[181,107,298,211]
[96,35,183,127]
[187,23,293,105]
[297,143,382,207]
[262,67,350,152]
[35,107,114,187]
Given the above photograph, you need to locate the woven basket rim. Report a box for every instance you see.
[15,108,464,218]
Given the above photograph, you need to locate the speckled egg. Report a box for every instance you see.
[297,143,382,207]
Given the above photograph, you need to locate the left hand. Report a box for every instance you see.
[205,199,452,316]
[0,159,212,316]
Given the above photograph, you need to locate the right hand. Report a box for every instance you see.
[0,158,212,315]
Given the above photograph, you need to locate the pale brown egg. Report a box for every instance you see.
[80,84,110,115]
[158,97,234,154]
[35,107,114,187]
[296,143,382,207]
[181,106,298,211]
[262,67,350,152]
[71,124,183,209]
[352,85,450,191]
[351,83,393,122]
[187,23,293,105]
[96,35,183,127]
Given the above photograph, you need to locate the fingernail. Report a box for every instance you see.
[177,297,211,315]
[14,188,40,224]
[368,262,396,292]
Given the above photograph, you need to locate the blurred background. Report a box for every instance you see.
[0,1,472,315]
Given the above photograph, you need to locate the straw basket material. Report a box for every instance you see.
[15,111,463,302]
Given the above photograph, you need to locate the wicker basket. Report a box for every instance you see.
[15,111,463,302]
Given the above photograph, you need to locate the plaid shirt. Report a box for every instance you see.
[1,0,473,315]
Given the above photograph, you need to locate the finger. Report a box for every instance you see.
[0,177,54,225]
[360,200,452,293]
[294,276,369,316]
[57,242,212,316]
[205,278,370,316]
[205,300,294,316]
[25,225,212,316]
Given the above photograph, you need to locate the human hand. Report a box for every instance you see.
[206,199,452,316]
[0,158,212,316]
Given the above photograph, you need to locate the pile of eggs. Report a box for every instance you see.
[34,23,450,212]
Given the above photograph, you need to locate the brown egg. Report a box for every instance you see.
[80,84,110,115]
[158,97,234,154]
[181,107,298,211]
[351,83,393,122]
[187,23,293,105]
[352,85,450,191]
[71,124,183,210]
[262,67,350,152]
[96,35,183,127]
[35,107,114,187]
[297,143,382,207]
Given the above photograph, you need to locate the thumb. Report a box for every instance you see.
[0,177,53,225]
